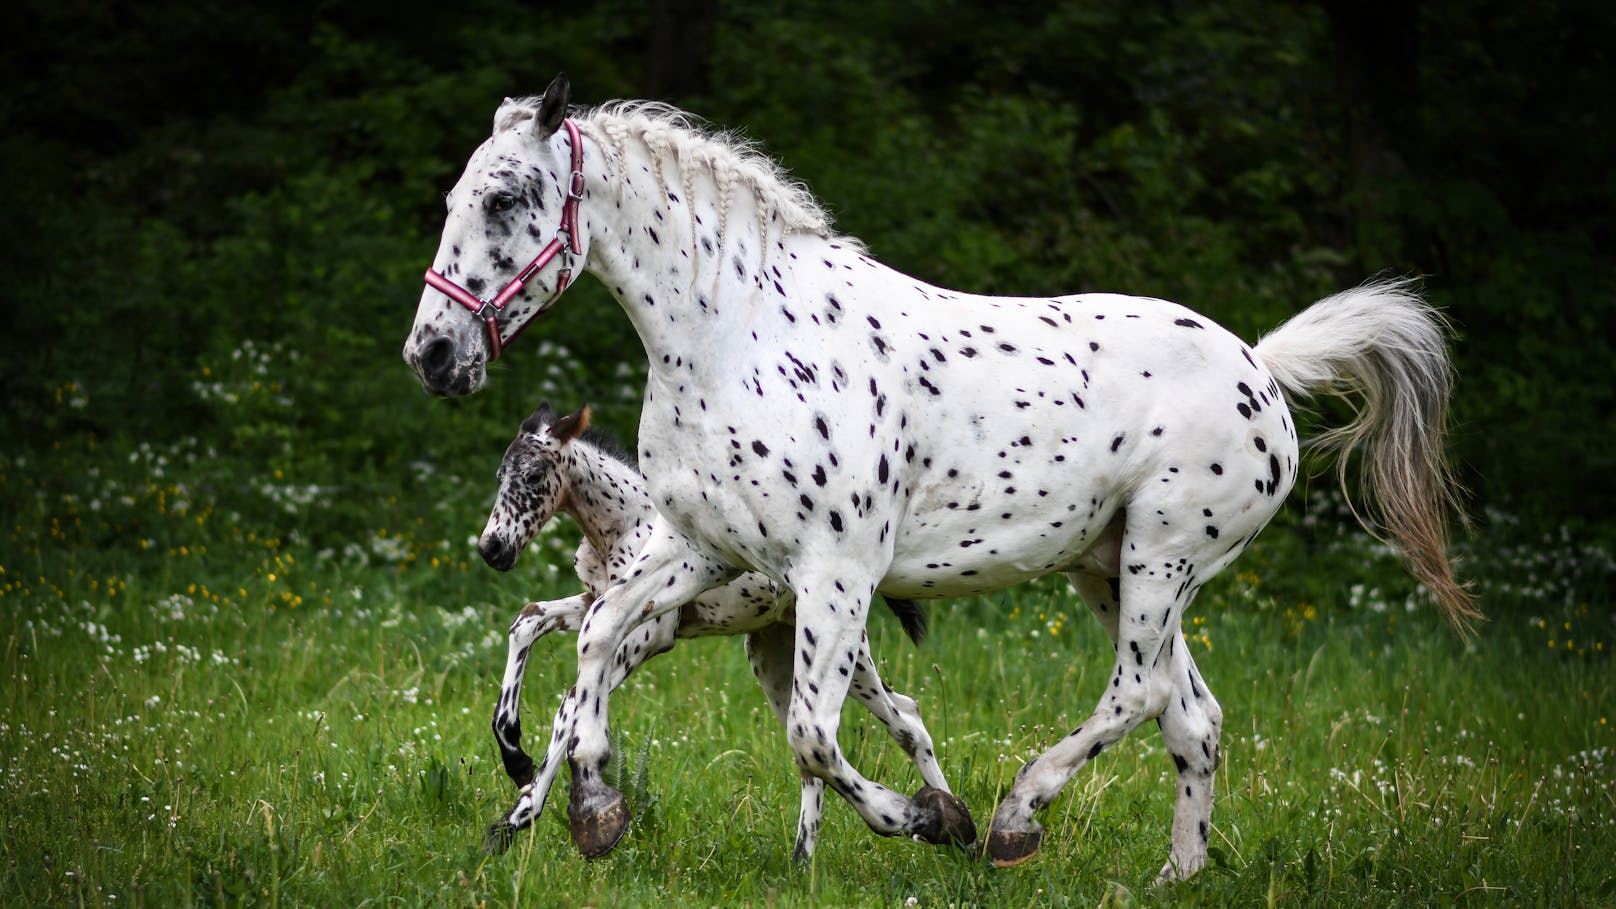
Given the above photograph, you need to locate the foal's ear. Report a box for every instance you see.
[536,73,571,138]
[549,404,591,445]
[520,403,552,436]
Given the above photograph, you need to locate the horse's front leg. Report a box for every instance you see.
[785,575,976,849]
[845,631,951,795]
[485,602,683,853]
[563,523,738,857]
[493,594,590,788]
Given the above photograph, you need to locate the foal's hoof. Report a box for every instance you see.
[568,784,629,858]
[986,825,1043,868]
[910,786,977,848]
[484,817,519,855]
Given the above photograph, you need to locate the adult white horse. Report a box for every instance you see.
[404,75,1475,879]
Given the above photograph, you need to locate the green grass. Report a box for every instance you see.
[2,438,1613,907]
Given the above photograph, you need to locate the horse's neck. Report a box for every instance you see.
[583,135,788,364]
[559,443,650,557]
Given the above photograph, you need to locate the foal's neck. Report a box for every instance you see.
[558,442,649,557]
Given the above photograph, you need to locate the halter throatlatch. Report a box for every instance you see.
[423,118,585,361]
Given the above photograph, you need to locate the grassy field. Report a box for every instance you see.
[3,431,1613,908]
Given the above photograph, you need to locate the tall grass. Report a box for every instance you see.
[2,430,1612,907]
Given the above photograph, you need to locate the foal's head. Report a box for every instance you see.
[478,405,590,571]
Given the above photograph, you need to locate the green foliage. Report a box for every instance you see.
[3,0,1612,527]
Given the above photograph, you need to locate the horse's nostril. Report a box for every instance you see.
[422,337,455,377]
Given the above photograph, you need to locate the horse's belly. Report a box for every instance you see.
[880,499,1121,598]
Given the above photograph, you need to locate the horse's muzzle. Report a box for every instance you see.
[404,332,484,397]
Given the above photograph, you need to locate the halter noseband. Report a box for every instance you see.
[423,118,586,362]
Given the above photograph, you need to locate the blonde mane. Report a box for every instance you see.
[570,100,864,254]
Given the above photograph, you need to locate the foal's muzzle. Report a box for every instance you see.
[479,533,518,572]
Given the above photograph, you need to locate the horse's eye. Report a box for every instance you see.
[487,193,517,214]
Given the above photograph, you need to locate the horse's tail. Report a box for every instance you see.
[1252,278,1479,632]
[880,597,929,646]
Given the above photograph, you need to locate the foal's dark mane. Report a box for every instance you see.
[523,405,637,469]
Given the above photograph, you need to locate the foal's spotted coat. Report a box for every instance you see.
[405,75,1475,878]
[477,405,952,857]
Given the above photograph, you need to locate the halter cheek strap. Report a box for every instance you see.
[423,118,586,361]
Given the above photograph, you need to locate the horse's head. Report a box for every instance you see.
[405,74,590,396]
[478,404,590,571]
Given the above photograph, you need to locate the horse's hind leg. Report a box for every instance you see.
[1154,638,1222,881]
[987,566,1197,867]
[745,623,827,861]
[493,595,589,788]
[1069,574,1222,881]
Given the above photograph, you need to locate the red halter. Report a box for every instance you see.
[423,118,586,361]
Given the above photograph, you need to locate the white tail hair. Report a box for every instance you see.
[1255,278,1478,630]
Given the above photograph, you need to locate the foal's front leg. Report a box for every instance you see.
[493,594,589,788]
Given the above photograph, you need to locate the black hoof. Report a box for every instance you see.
[485,817,518,855]
[568,784,629,858]
[986,825,1043,868]
[910,786,977,848]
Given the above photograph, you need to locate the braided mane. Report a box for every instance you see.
[562,100,864,253]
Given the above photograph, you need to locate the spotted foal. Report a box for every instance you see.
[477,405,959,857]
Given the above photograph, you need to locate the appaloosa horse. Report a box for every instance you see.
[405,75,1474,879]
[478,404,952,856]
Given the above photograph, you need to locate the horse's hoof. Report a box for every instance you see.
[986,825,1043,868]
[485,818,518,855]
[568,784,629,858]
[910,786,977,848]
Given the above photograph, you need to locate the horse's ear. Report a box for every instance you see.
[493,96,534,134]
[536,73,571,138]
[549,404,591,445]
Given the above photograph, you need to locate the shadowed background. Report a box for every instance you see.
[3,0,1612,545]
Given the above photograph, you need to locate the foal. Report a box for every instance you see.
[478,405,958,856]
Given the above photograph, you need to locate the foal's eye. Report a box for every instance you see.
[487,193,518,214]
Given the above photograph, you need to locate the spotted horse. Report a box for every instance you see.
[476,403,959,857]
[404,75,1477,879]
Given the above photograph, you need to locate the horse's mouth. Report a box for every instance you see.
[417,367,483,398]
[405,336,487,397]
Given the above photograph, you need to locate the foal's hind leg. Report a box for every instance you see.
[987,567,1197,866]
[744,623,828,861]
[493,594,589,787]
[1069,574,1222,881]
